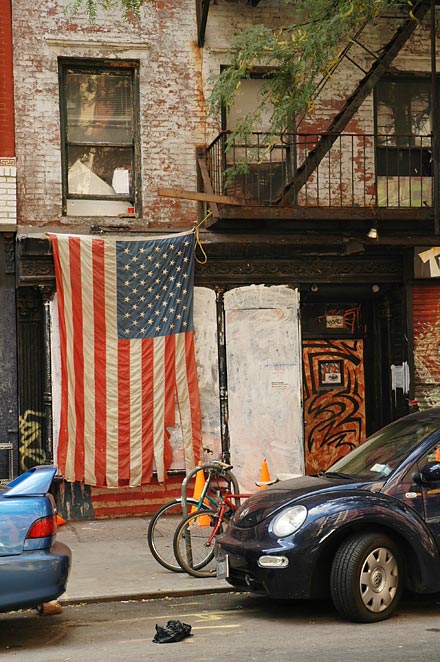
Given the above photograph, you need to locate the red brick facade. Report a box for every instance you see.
[0,0,14,158]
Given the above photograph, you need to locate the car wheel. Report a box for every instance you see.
[330,532,403,623]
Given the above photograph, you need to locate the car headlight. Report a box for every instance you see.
[272,505,307,537]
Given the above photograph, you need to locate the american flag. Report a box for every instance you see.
[49,231,202,488]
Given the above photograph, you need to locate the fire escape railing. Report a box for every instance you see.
[205,131,433,210]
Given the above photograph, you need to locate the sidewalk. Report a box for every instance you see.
[57,517,232,605]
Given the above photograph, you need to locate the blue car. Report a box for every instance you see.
[0,465,71,612]
[216,407,440,623]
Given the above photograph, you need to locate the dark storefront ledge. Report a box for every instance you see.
[15,228,431,288]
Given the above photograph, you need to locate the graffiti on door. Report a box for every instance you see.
[19,409,46,471]
[303,339,366,474]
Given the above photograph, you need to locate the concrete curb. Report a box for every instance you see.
[59,585,235,607]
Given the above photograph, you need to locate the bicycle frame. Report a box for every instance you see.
[180,461,241,518]
[203,492,251,547]
[192,471,220,511]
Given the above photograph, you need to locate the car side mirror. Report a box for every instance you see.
[412,470,422,484]
[420,461,440,483]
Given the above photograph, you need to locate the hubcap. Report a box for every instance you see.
[359,546,398,613]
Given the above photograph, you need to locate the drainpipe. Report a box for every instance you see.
[431,0,439,233]
[215,287,230,463]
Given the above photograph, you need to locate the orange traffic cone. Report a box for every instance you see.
[191,462,210,524]
[56,514,67,526]
[436,447,440,462]
[258,458,271,490]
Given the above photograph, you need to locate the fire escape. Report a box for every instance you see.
[189,0,438,239]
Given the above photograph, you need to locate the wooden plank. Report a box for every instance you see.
[157,187,242,206]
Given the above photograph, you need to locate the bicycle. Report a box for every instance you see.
[147,460,239,573]
[172,490,251,578]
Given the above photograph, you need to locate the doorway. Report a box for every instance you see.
[302,338,366,474]
[301,283,407,475]
[301,298,368,474]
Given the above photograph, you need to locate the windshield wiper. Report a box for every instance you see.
[321,471,353,479]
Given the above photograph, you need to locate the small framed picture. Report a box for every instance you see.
[319,360,343,388]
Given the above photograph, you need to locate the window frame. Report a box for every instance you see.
[219,67,295,205]
[58,58,141,217]
[374,74,432,177]
[374,75,433,207]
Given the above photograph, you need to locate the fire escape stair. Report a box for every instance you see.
[277,1,431,206]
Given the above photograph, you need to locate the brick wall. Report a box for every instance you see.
[10,0,294,230]
[11,1,436,518]
[0,163,16,227]
[0,1,16,228]
[0,0,14,158]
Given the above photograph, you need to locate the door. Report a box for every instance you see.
[225,285,304,492]
[0,234,18,481]
[302,301,367,474]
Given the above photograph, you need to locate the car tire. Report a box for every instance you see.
[330,532,403,623]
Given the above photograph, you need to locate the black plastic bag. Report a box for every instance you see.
[153,619,192,643]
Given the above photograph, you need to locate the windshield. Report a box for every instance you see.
[327,416,440,481]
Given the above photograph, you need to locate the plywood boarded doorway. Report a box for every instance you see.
[302,339,366,474]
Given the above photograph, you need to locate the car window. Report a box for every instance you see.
[327,417,440,481]
[422,442,440,464]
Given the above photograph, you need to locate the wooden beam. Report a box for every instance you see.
[219,205,433,222]
[157,187,243,206]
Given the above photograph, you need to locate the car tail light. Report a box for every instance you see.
[26,515,57,539]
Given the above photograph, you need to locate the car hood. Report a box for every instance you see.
[233,473,381,528]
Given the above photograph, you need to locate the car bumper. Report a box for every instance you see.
[216,533,315,600]
[0,541,72,612]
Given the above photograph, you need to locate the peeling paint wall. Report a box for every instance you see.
[168,287,222,465]
[224,285,304,492]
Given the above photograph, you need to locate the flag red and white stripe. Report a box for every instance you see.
[49,231,202,487]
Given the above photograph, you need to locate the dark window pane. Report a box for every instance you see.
[376,147,432,177]
[376,79,431,144]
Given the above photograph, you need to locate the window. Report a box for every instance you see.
[375,78,432,207]
[59,60,140,217]
[222,72,292,204]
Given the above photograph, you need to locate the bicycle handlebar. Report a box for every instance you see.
[207,460,233,471]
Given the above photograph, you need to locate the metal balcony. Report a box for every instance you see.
[202,131,434,224]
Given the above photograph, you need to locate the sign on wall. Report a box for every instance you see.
[415,247,440,278]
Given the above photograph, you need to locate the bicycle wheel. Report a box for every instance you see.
[173,509,224,578]
[147,498,211,572]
